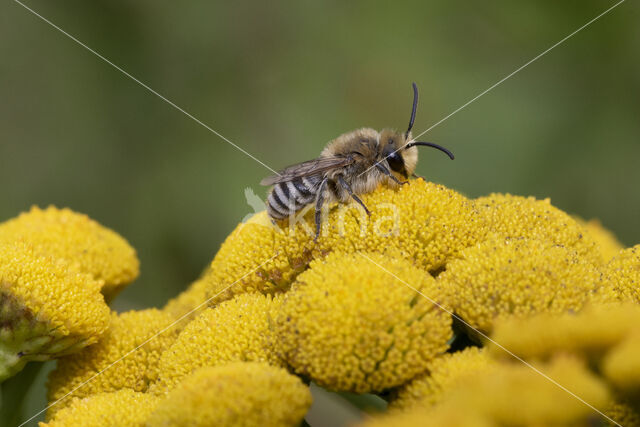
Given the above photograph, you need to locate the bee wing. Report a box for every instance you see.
[260,156,354,186]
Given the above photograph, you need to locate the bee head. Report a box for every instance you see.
[380,129,416,179]
[381,83,455,178]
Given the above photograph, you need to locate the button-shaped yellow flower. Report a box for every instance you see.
[0,243,109,382]
[0,206,139,301]
[489,303,640,360]
[602,332,640,393]
[46,309,179,417]
[390,347,493,411]
[461,356,610,425]
[476,194,601,264]
[39,389,158,427]
[203,180,485,308]
[362,355,610,427]
[275,251,452,393]
[488,304,640,425]
[146,363,312,427]
[303,180,485,273]
[152,292,284,394]
[438,237,601,333]
[599,245,640,304]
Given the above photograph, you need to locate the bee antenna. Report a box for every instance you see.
[404,141,455,160]
[405,82,419,139]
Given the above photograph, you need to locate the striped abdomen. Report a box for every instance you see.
[267,175,322,220]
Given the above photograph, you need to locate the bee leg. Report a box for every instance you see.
[411,173,425,181]
[314,178,329,242]
[375,163,409,185]
[337,176,370,216]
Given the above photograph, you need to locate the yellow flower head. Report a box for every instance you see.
[365,357,610,426]
[47,309,178,417]
[599,245,640,304]
[202,180,485,307]
[575,217,624,263]
[602,332,640,393]
[434,356,608,426]
[389,347,493,411]
[466,356,610,425]
[489,303,640,361]
[0,242,109,382]
[146,363,312,427]
[438,237,601,333]
[476,194,601,264]
[275,252,452,393]
[305,180,485,272]
[39,389,158,427]
[0,206,139,301]
[195,212,298,308]
[152,292,284,394]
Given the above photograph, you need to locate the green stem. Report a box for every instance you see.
[336,391,388,413]
[0,362,43,426]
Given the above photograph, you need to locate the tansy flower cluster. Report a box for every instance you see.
[0,205,139,382]
[1,179,638,426]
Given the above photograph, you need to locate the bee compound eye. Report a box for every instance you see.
[387,151,405,173]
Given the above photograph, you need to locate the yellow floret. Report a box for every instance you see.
[599,245,640,304]
[152,292,284,394]
[575,217,624,263]
[146,363,312,427]
[275,252,452,393]
[0,243,109,382]
[489,303,640,360]
[39,389,158,427]
[0,206,139,300]
[438,237,601,333]
[47,309,179,417]
[204,180,485,306]
[602,332,640,393]
[390,347,493,411]
[476,194,601,264]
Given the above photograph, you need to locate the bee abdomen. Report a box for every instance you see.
[267,176,320,220]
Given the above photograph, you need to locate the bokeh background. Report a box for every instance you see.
[1,1,639,425]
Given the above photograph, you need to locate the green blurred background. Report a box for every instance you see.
[1,1,639,425]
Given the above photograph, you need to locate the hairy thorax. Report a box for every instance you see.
[320,128,404,203]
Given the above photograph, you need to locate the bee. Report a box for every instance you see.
[261,83,454,239]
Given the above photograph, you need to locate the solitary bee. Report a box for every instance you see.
[261,83,454,239]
